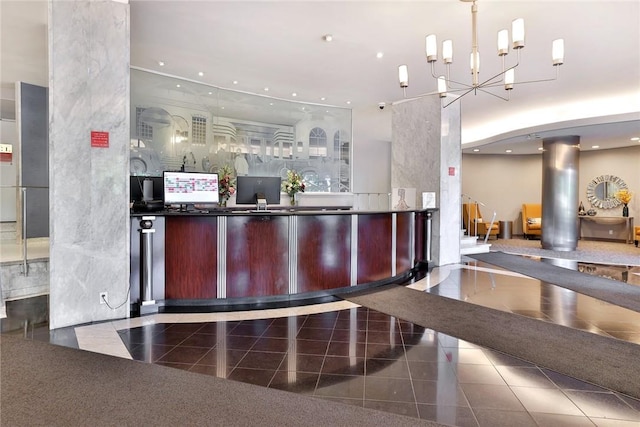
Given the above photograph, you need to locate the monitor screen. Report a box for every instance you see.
[236,176,282,205]
[163,171,220,205]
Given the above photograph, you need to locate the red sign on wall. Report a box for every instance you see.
[0,143,12,162]
[91,131,109,148]
[448,167,456,176]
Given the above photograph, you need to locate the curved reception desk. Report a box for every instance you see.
[130,208,436,312]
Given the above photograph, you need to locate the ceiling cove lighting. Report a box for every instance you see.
[398,0,564,107]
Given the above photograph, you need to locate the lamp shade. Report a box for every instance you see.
[398,65,409,88]
[504,68,514,90]
[512,18,525,49]
[442,40,453,64]
[469,51,480,73]
[552,39,564,65]
[497,29,509,56]
[437,76,447,98]
[426,34,438,62]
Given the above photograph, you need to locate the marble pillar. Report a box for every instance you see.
[541,136,580,251]
[392,96,461,266]
[49,0,130,328]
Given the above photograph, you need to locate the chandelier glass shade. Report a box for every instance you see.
[398,0,564,107]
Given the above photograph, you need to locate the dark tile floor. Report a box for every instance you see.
[118,306,640,426]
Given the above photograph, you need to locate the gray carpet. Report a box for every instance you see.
[347,286,640,399]
[470,252,640,313]
[488,239,640,266]
[0,335,444,427]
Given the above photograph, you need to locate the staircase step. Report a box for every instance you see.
[460,236,478,246]
[460,243,491,255]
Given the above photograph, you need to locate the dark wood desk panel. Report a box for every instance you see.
[297,215,351,293]
[357,213,392,283]
[414,211,426,262]
[396,212,412,273]
[165,216,217,299]
[226,215,289,297]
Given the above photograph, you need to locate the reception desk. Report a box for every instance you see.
[130,208,436,311]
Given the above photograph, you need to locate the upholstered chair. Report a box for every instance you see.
[522,203,542,239]
[462,203,499,239]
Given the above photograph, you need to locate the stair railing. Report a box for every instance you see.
[461,194,497,244]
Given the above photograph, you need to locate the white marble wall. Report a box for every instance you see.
[49,0,130,329]
[391,96,461,266]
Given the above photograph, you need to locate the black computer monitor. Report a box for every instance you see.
[236,176,282,206]
[163,171,220,206]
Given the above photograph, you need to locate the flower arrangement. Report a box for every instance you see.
[616,188,632,205]
[282,169,305,205]
[218,164,236,207]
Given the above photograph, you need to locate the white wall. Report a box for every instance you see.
[462,145,640,235]
[350,106,392,196]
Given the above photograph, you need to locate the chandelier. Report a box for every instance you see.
[398,0,564,107]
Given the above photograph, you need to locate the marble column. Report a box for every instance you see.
[541,136,580,251]
[49,0,130,328]
[392,96,461,266]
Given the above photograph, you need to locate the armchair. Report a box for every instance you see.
[462,203,499,239]
[522,203,542,239]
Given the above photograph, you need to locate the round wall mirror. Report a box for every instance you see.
[586,175,628,209]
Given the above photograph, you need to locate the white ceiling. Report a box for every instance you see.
[2,0,640,155]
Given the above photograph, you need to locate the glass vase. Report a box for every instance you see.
[290,193,297,206]
[622,204,629,217]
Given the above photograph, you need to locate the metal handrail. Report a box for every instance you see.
[461,194,497,244]
[21,187,27,275]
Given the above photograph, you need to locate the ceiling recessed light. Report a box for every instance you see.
[208,92,212,95]
[323,34,333,42]
[346,101,351,105]
[158,61,165,66]
[592,145,600,149]
[176,84,180,88]
[376,52,384,59]
[473,148,480,152]
[631,137,640,141]
[233,80,238,85]
[505,149,512,153]
[198,71,204,77]
[292,92,297,97]
[269,102,274,106]
[538,147,543,151]
[320,97,326,101]
[264,87,269,92]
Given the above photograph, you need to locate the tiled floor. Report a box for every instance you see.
[3,253,640,426]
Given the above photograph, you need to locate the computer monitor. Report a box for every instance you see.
[236,176,282,207]
[163,171,219,207]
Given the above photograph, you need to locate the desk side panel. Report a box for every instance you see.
[165,217,217,299]
[226,215,289,297]
[297,215,351,292]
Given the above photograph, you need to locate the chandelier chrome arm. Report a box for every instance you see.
[397,0,564,107]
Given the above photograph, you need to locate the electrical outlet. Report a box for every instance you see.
[100,292,108,305]
[609,230,613,235]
